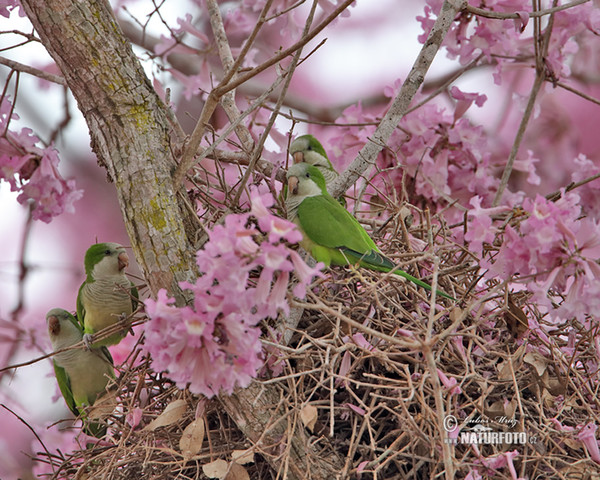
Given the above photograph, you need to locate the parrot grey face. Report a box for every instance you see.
[46,308,82,350]
[286,163,323,198]
[47,313,61,337]
[289,136,330,169]
[289,136,310,164]
[92,245,129,278]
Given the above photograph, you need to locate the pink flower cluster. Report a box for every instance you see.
[0,96,82,222]
[328,86,510,221]
[418,0,600,85]
[0,0,23,18]
[467,190,600,325]
[143,190,323,398]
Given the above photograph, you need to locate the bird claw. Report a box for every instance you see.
[118,313,134,337]
[83,333,94,350]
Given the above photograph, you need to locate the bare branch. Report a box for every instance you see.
[466,0,590,19]
[329,0,468,199]
[0,56,66,85]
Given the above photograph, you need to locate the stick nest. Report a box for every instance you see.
[35,202,600,480]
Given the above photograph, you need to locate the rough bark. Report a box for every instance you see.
[19,0,345,477]
[20,0,197,301]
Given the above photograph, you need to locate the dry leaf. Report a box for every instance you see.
[504,296,529,337]
[202,459,229,479]
[564,438,583,451]
[225,463,250,480]
[497,343,525,380]
[496,359,514,381]
[524,352,548,377]
[231,449,254,465]
[300,404,318,432]
[143,399,187,431]
[180,418,205,460]
[88,388,118,420]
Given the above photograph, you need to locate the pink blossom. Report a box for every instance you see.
[252,188,302,243]
[343,403,366,416]
[578,423,600,464]
[336,350,352,387]
[474,450,524,480]
[513,11,529,33]
[571,154,600,219]
[437,369,461,395]
[289,250,324,298]
[465,196,510,257]
[450,86,487,121]
[1,97,82,222]
[143,192,322,397]
[351,332,375,352]
[126,407,144,429]
[550,418,575,433]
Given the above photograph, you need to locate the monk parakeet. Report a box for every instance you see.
[46,308,114,437]
[77,242,138,347]
[285,163,453,300]
[289,134,339,185]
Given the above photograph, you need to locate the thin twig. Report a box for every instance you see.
[466,0,590,19]
[493,0,556,206]
[0,56,66,85]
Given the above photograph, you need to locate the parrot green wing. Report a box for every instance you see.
[76,282,86,331]
[296,194,379,255]
[53,361,79,417]
[130,281,139,312]
[296,193,454,299]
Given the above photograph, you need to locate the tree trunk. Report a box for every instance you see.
[20,0,197,301]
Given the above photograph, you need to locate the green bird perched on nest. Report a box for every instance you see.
[77,242,138,348]
[285,162,454,300]
[46,308,114,437]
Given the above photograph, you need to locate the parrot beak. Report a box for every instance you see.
[47,315,60,335]
[287,176,299,195]
[118,251,129,271]
[292,151,304,164]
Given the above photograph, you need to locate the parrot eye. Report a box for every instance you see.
[105,249,112,255]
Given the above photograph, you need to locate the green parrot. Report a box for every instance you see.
[289,134,339,185]
[46,308,114,437]
[77,242,138,347]
[285,163,454,300]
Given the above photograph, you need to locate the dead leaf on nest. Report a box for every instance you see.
[225,463,250,480]
[300,404,318,432]
[143,399,187,431]
[496,344,526,381]
[504,296,529,337]
[202,459,229,479]
[524,351,549,377]
[88,389,118,420]
[180,418,205,460]
[231,449,255,465]
[563,437,583,451]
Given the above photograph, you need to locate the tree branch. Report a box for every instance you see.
[329,0,468,199]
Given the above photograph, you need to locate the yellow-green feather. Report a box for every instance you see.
[287,164,454,300]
